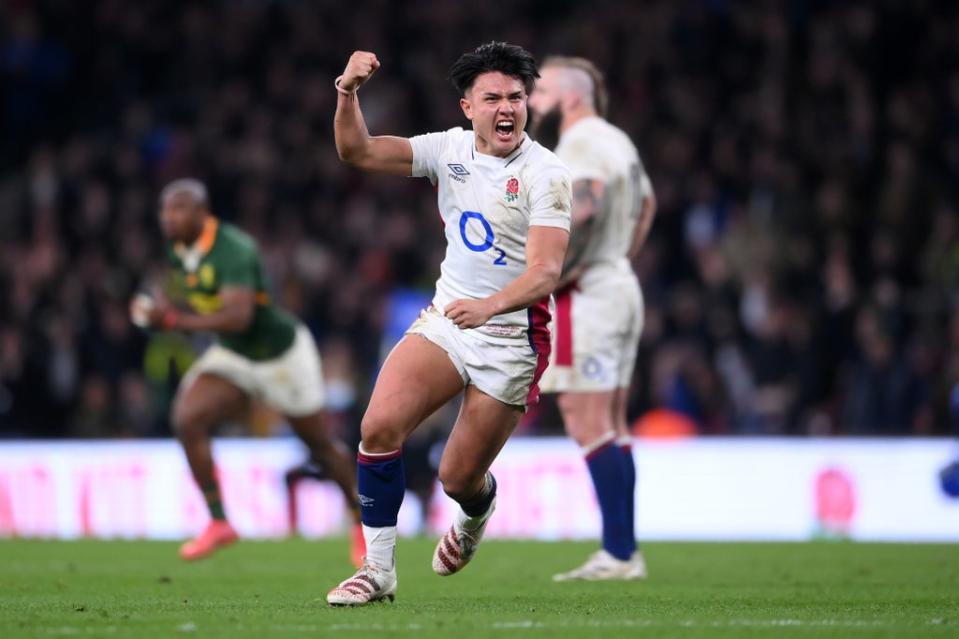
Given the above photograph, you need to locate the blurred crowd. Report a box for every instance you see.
[0,0,957,438]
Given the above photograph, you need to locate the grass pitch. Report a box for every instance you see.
[0,538,956,638]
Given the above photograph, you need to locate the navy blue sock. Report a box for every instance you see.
[459,472,497,517]
[620,442,638,553]
[586,441,633,561]
[357,447,405,527]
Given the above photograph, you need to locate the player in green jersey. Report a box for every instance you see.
[130,178,365,564]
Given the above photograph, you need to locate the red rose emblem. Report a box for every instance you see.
[506,178,519,194]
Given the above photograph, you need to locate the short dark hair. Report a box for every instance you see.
[449,41,539,96]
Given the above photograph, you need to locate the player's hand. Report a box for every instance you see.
[444,298,495,329]
[340,51,380,92]
[130,295,178,330]
[129,294,156,328]
[145,300,173,329]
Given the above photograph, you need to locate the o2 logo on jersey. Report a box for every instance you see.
[459,211,507,266]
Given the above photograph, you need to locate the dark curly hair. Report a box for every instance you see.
[449,41,539,96]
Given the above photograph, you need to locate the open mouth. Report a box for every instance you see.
[495,120,515,141]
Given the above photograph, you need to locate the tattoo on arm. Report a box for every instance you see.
[564,179,606,275]
[563,218,593,273]
[573,180,600,213]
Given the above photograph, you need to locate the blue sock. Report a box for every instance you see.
[459,472,497,517]
[357,447,405,527]
[586,441,633,561]
[620,442,638,554]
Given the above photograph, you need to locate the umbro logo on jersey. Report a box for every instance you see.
[448,163,469,183]
[358,494,375,507]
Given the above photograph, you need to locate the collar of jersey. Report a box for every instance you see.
[174,216,219,272]
[471,133,529,167]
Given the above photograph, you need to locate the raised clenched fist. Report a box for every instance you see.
[339,51,380,92]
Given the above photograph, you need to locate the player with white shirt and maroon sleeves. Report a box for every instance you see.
[326,42,571,606]
[529,57,657,582]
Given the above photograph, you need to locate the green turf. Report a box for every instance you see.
[0,539,956,638]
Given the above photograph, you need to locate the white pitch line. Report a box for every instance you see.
[719,619,889,628]
[298,617,947,633]
[32,617,945,637]
[493,619,891,630]
[327,623,424,631]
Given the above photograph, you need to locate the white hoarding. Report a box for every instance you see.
[0,438,957,541]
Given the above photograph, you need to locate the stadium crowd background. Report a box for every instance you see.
[0,0,957,440]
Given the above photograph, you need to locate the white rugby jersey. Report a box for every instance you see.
[410,127,572,345]
[555,116,653,272]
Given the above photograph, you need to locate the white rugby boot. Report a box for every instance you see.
[432,496,496,576]
[326,562,397,606]
[552,548,648,582]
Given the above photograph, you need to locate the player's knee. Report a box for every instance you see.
[290,418,333,453]
[557,394,586,424]
[558,395,614,447]
[171,401,211,442]
[359,412,405,453]
[559,410,598,447]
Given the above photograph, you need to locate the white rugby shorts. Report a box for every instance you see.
[182,324,325,417]
[405,306,550,407]
[539,262,644,393]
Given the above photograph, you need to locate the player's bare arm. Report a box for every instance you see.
[627,190,657,260]
[136,286,255,333]
[444,226,569,329]
[334,51,414,175]
[558,178,605,286]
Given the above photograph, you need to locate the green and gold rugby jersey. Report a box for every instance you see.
[168,217,297,360]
